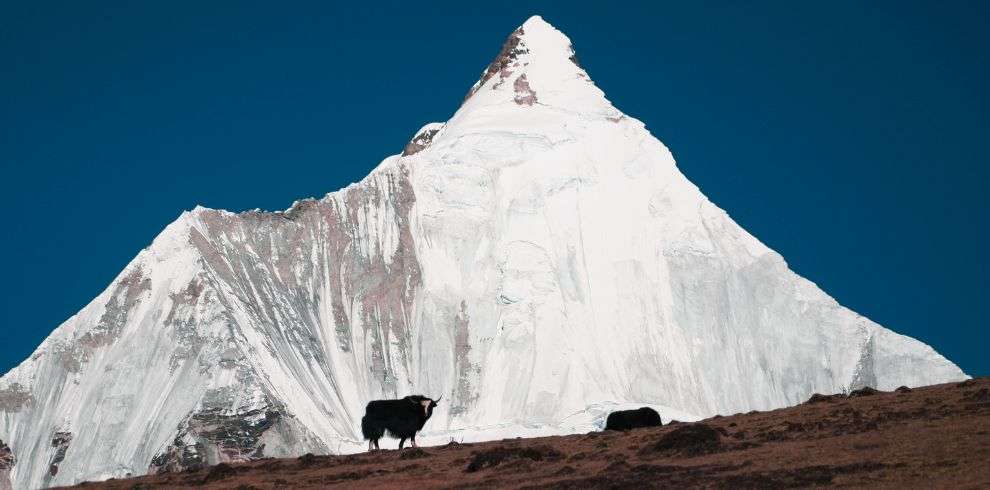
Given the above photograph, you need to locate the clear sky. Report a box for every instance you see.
[1,1,987,376]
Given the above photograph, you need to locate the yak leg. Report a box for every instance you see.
[399,437,406,449]
[411,435,418,448]
[368,440,374,452]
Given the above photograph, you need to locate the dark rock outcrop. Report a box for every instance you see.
[402,126,441,156]
[513,74,538,106]
[48,431,73,477]
[465,27,528,101]
[849,386,880,398]
[150,409,281,474]
[807,393,838,404]
[0,440,14,490]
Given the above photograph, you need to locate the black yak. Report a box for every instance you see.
[361,395,440,450]
[605,407,663,431]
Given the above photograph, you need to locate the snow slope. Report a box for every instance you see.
[0,16,966,489]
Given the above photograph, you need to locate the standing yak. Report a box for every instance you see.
[361,395,440,450]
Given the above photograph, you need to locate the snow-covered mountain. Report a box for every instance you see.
[0,16,966,489]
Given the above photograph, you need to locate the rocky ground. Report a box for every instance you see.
[66,377,990,489]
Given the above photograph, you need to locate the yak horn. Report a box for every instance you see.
[436,395,443,403]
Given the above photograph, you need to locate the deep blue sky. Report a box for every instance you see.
[1,1,987,377]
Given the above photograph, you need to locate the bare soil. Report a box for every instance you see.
[66,377,990,489]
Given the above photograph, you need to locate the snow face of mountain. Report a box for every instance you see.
[0,16,967,489]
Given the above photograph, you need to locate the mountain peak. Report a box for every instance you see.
[517,15,573,57]
[520,14,550,29]
[461,15,612,115]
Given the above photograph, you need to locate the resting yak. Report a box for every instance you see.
[605,407,663,431]
[361,395,440,450]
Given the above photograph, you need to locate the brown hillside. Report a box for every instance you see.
[66,377,990,489]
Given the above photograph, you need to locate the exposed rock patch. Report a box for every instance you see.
[0,441,14,469]
[465,27,528,100]
[149,435,207,474]
[163,277,213,373]
[513,74,537,106]
[0,384,33,412]
[567,45,581,68]
[150,408,281,474]
[55,267,152,373]
[85,267,152,349]
[48,431,73,476]
[0,440,14,490]
[402,126,441,156]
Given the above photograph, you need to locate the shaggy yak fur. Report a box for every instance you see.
[605,407,663,431]
[361,395,439,450]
